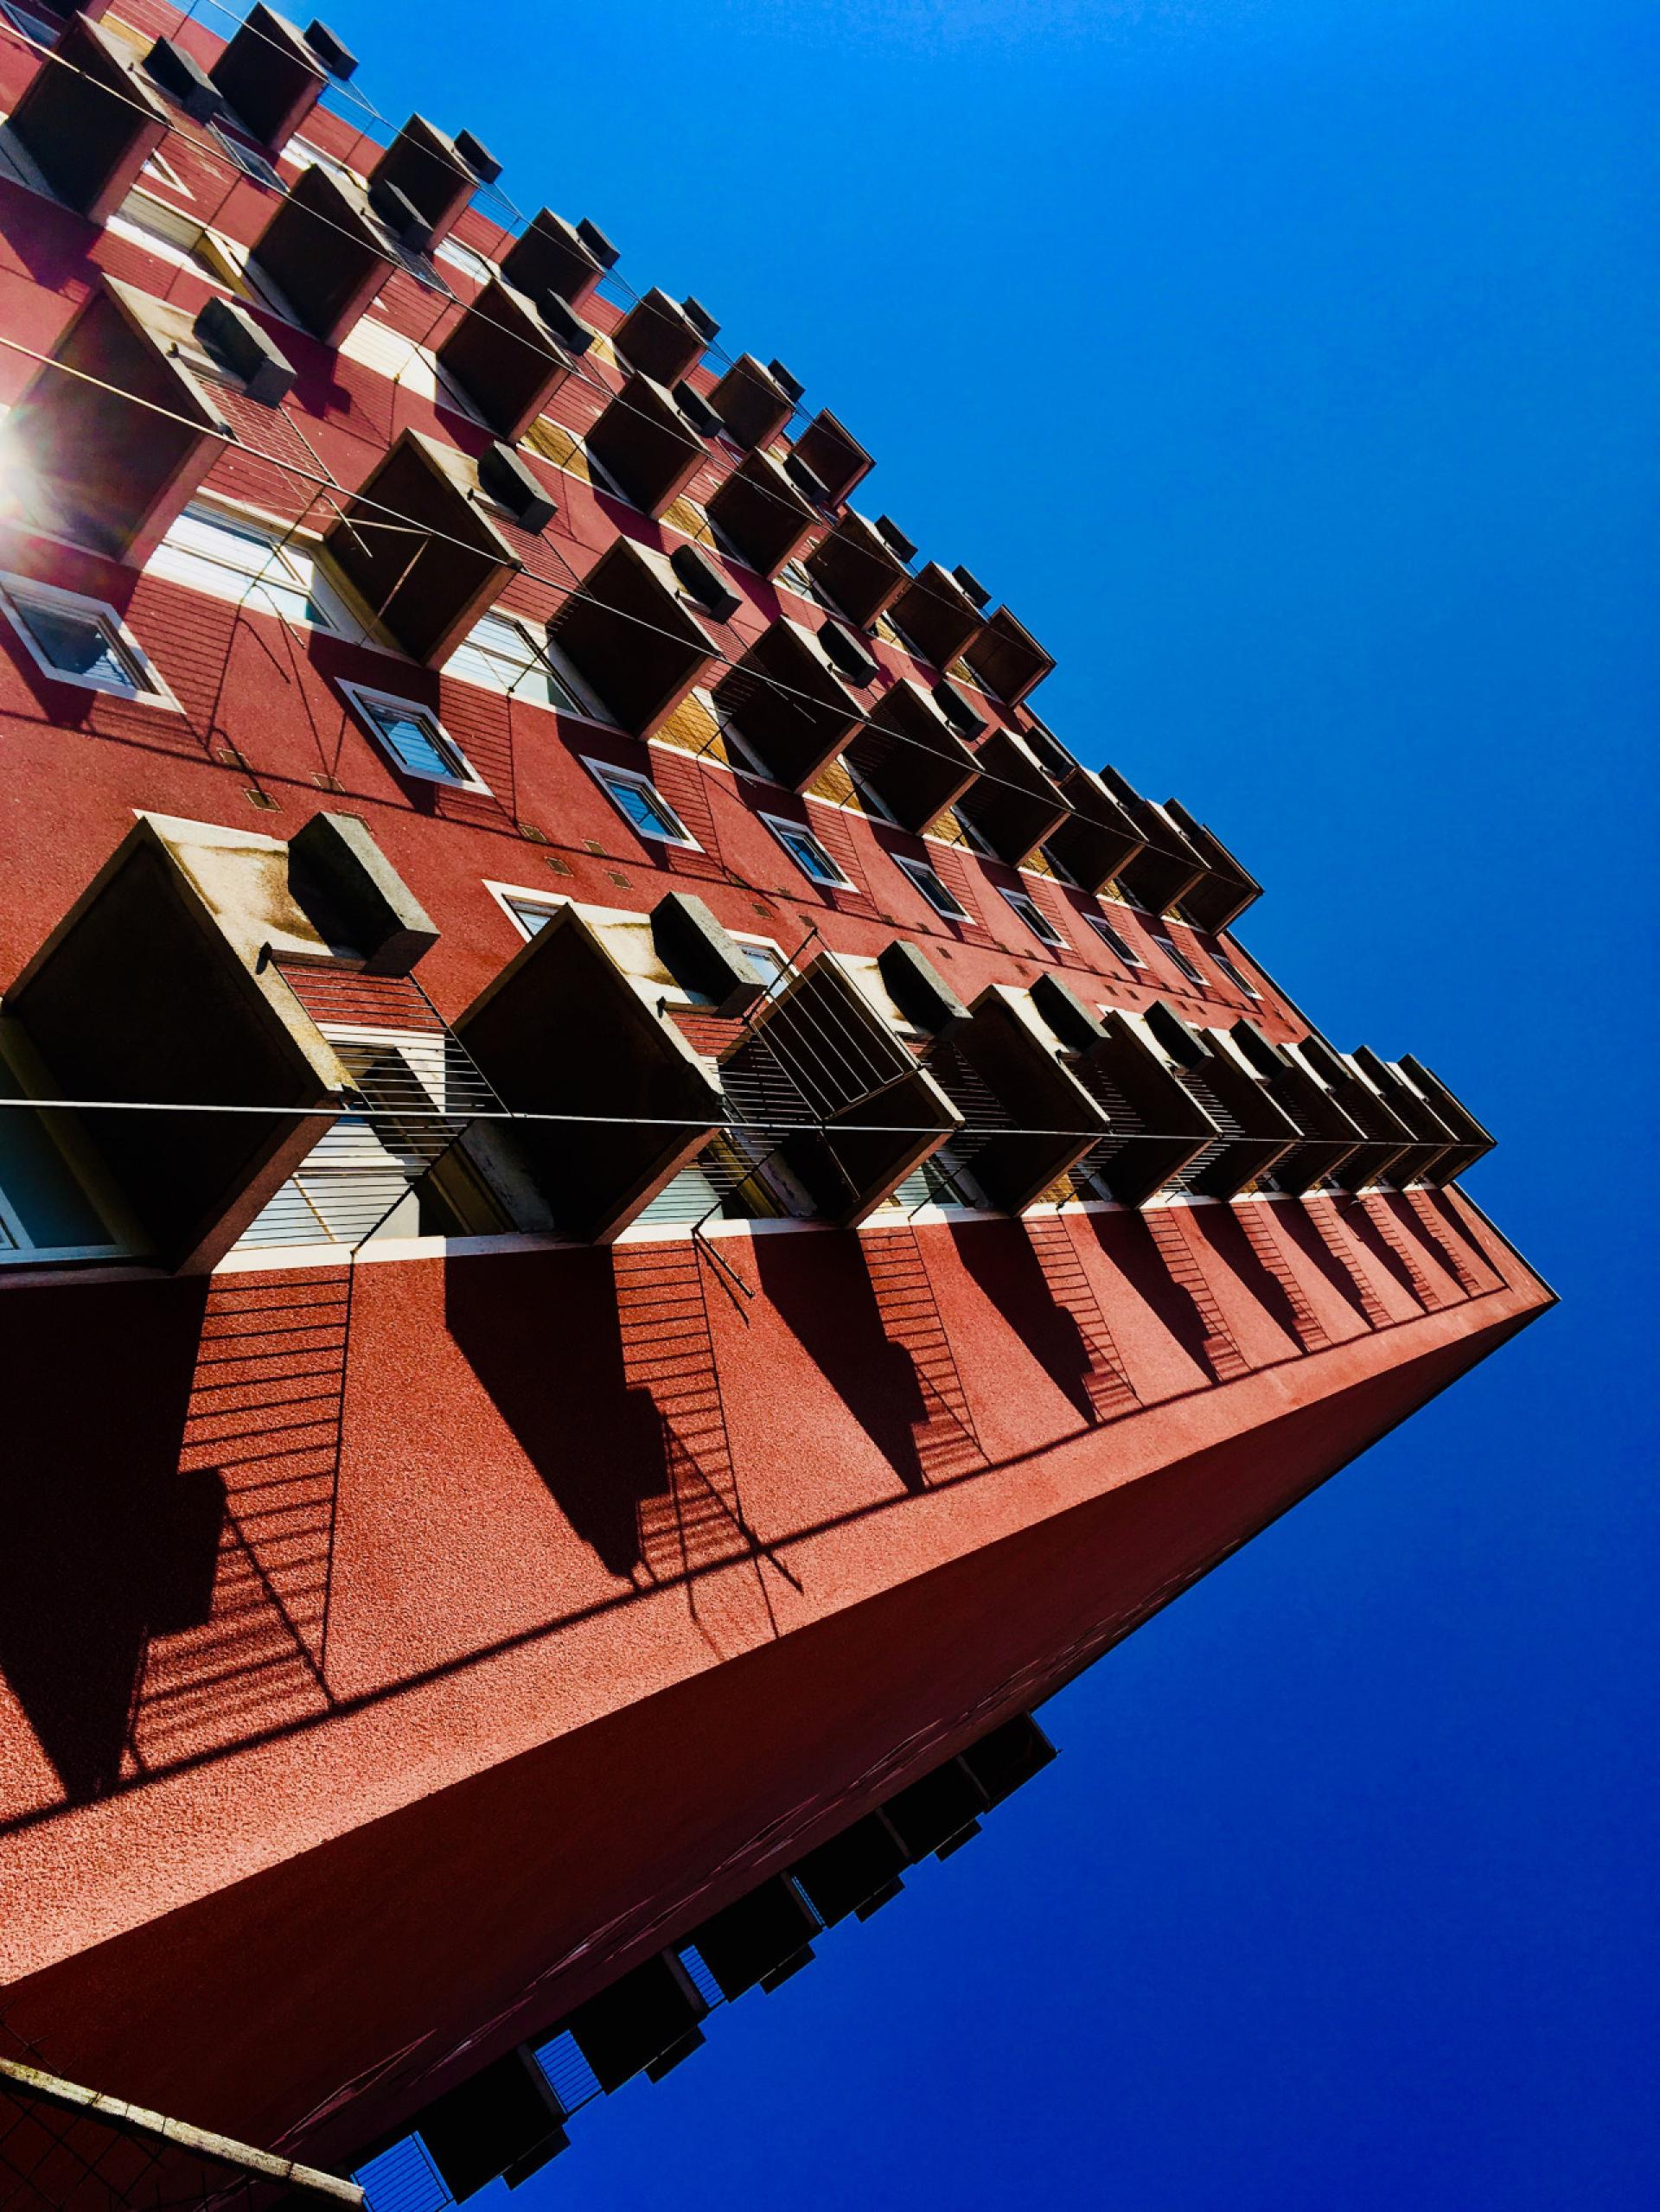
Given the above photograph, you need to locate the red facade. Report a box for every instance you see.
[0,6,1551,2198]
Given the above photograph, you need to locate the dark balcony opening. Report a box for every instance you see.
[549,538,714,736]
[1295,1036,1417,1192]
[1229,1022,1365,1195]
[888,561,986,673]
[704,447,816,577]
[1351,1047,1461,1186]
[6,14,169,224]
[208,3,327,151]
[788,407,873,508]
[882,1758,988,1863]
[707,353,793,451]
[713,618,863,791]
[249,162,393,343]
[614,286,706,387]
[454,904,726,1243]
[1040,768,1146,894]
[584,370,706,517]
[1141,1004,1299,1200]
[564,1954,708,2095]
[501,206,608,309]
[961,604,1055,707]
[0,816,432,1272]
[960,1712,1057,1805]
[1098,767,1206,914]
[804,509,907,628]
[922,987,1108,1214]
[1163,798,1262,930]
[7,278,228,562]
[716,953,960,1226]
[436,275,573,441]
[688,1878,820,2002]
[1397,1055,1495,1182]
[841,682,978,833]
[325,430,520,666]
[412,2050,565,2207]
[367,114,483,250]
[791,1815,909,1927]
[1039,999,1218,1208]
[954,729,1068,866]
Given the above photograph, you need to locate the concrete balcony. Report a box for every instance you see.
[1028,979,1218,1205]
[888,561,986,672]
[1226,1022,1367,1195]
[454,903,728,1244]
[842,679,979,833]
[584,371,706,518]
[961,604,1054,707]
[437,275,578,442]
[613,288,707,388]
[805,509,909,628]
[787,407,873,507]
[1163,799,1262,931]
[954,728,1069,866]
[325,430,521,666]
[5,14,169,223]
[1140,1004,1301,1199]
[712,616,864,791]
[704,447,818,578]
[706,354,794,451]
[249,163,396,344]
[4,279,229,563]
[548,538,716,736]
[208,3,329,151]
[500,207,615,310]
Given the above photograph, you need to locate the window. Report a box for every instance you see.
[1084,912,1146,966]
[0,1058,125,1264]
[584,758,699,848]
[896,853,970,922]
[342,681,489,791]
[0,574,175,702]
[737,941,790,998]
[436,233,495,284]
[761,813,851,889]
[209,122,284,190]
[0,3,60,47]
[1209,945,1261,998]
[447,610,614,720]
[1151,931,1204,985]
[778,558,817,600]
[504,894,559,939]
[1000,885,1065,948]
[288,139,361,188]
[106,189,246,294]
[147,503,355,633]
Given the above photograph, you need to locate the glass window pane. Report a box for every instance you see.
[367,701,463,781]
[600,772,681,840]
[12,598,138,687]
[507,899,557,937]
[0,1082,111,1251]
[741,946,789,997]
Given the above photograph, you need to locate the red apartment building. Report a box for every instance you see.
[0,5,1553,2202]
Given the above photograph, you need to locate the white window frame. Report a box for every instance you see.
[760,811,852,889]
[105,187,248,296]
[583,756,701,851]
[286,137,365,188]
[340,679,490,793]
[140,146,193,199]
[1000,884,1065,949]
[1209,944,1262,998]
[445,608,616,724]
[435,233,495,284]
[895,852,969,921]
[1084,911,1146,966]
[145,500,364,638]
[208,120,284,191]
[0,571,178,705]
[1151,929,1204,985]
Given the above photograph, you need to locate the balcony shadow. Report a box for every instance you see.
[443,1246,672,1578]
[750,1229,934,1494]
[1269,1200,1381,1326]
[948,1219,1101,1425]
[1335,1195,1429,1307]
[0,1275,214,1806]
[1077,1208,1218,1375]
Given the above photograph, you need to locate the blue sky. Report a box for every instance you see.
[320,1,1656,2202]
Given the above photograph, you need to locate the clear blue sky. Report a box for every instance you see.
[322,2,1656,2202]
